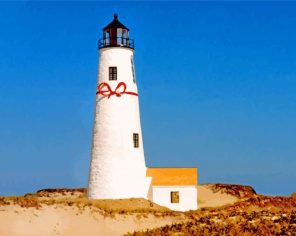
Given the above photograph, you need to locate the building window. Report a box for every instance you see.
[171,191,180,203]
[133,133,139,148]
[109,67,117,80]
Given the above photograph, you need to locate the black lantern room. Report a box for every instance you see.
[98,14,134,49]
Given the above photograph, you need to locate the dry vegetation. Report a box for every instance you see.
[128,210,296,236]
[206,183,256,198]
[127,185,296,236]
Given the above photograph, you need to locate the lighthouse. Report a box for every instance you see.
[88,14,151,199]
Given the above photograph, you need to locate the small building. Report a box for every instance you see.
[147,168,198,211]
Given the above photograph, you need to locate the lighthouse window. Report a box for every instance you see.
[171,191,180,203]
[133,133,139,148]
[131,57,136,83]
[109,67,117,80]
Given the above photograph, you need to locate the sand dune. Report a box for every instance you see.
[198,185,238,208]
[0,189,186,236]
[197,183,256,208]
[0,205,187,236]
[0,184,269,236]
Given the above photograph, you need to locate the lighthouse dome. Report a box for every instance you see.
[99,14,134,49]
[103,14,129,31]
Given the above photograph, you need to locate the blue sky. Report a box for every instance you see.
[0,1,296,196]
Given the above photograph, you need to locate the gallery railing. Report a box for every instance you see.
[98,37,134,49]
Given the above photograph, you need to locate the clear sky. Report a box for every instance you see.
[0,1,296,196]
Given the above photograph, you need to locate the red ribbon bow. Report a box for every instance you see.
[96,82,138,99]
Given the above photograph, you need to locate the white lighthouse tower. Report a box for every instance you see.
[88,14,151,199]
